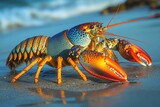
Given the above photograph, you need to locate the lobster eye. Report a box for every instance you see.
[97,24,102,28]
[90,25,94,29]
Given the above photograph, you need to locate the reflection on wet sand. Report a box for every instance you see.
[19,82,131,106]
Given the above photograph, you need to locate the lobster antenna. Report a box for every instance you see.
[100,4,121,42]
[106,13,160,29]
[103,4,121,31]
[107,4,121,28]
[105,32,143,43]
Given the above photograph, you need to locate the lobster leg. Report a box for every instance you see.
[94,40,118,63]
[35,56,53,83]
[67,57,87,81]
[57,56,63,84]
[104,49,118,63]
[11,57,42,83]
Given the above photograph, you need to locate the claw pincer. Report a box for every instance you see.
[79,50,127,82]
[117,39,152,66]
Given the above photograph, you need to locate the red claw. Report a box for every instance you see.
[118,40,152,66]
[79,50,127,82]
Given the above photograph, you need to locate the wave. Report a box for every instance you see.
[0,0,126,32]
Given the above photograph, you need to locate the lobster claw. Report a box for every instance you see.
[79,50,127,82]
[118,40,152,66]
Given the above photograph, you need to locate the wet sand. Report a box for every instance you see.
[0,7,160,107]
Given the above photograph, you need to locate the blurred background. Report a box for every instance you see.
[0,0,159,33]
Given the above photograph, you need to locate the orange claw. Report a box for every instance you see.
[79,50,127,82]
[118,39,152,66]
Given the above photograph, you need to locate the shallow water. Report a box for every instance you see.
[0,7,160,107]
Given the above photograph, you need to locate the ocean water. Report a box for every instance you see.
[0,0,126,32]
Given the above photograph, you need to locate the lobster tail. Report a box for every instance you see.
[6,36,49,70]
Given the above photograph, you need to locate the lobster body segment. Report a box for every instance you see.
[7,36,49,70]
[47,30,73,60]
[67,24,92,47]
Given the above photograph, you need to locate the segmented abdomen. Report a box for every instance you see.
[6,36,49,70]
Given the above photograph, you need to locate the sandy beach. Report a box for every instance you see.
[0,7,160,107]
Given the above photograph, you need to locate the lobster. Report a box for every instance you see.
[6,12,159,84]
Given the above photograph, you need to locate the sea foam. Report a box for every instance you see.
[0,0,126,32]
